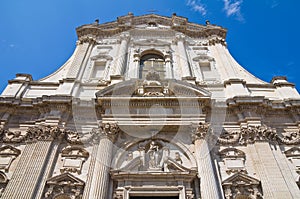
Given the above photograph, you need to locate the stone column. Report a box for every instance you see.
[192,123,222,199]
[164,52,173,79]
[86,123,119,199]
[113,33,130,76]
[176,33,191,78]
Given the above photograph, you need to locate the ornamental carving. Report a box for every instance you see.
[43,173,85,199]
[191,122,210,142]
[239,125,277,145]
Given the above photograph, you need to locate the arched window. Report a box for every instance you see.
[139,52,165,80]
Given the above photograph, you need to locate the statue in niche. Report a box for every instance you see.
[146,140,162,169]
[175,152,183,164]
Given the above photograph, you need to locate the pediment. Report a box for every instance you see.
[219,148,245,158]
[46,173,84,186]
[61,146,89,159]
[222,172,260,186]
[96,79,211,98]
[0,145,21,156]
[284,147,300,157]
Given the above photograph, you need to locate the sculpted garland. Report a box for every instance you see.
[0,123,120,144]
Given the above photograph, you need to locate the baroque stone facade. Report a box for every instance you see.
[0,13,300,199]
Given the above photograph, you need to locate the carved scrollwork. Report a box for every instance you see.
[26,125,62,141]
[2,130,26,143]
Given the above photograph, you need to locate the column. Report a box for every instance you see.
[113,33,130,76]
[176,34,191,78]
[192,123,222,199]
[164,53,173,79]
[86,123,119,199]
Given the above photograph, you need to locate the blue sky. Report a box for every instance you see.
[0,0,299,92]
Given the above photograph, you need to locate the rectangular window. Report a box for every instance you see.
[91,61,106,79]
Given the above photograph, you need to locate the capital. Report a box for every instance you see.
[99,123,120,142]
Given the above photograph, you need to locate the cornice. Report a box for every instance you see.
[76,13,227,40]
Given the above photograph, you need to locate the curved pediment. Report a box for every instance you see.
[96,79,211,98]
[76,13,227,40]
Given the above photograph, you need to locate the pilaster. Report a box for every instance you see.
[85,123,119,199]
[192,123,223,199]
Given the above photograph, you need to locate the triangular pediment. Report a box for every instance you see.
[96,79,211,98]
[46,173,84,186]
[222,172,260,186]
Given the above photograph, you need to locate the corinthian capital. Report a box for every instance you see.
[99,123,120,142]
[191,122,210,143]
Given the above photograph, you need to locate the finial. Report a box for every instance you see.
[172,13,177,16]
[128,12,133,16]
[94,19,99,24]
[205,20,210,25]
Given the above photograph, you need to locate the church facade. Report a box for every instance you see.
[0,13,300,199]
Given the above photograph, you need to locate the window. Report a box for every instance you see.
[139,54,165,79]
[91,61,106,79]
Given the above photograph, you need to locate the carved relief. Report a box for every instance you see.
[222,172,263,199]
[0,145,21,172]
[60,146,89,174]
[116,139,193,172]
[43,173,85,199]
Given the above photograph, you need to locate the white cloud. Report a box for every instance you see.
[223,0,244,21]
[186,0,207,16]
